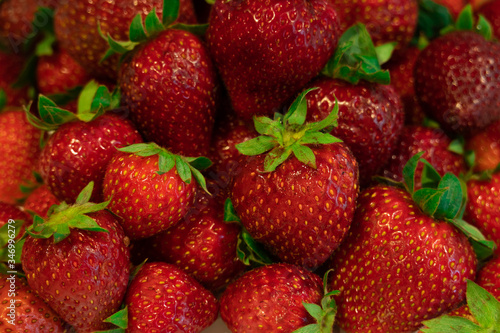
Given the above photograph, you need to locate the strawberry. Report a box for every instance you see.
[0,0,39,53]
[220,263,337,332]
[465,119,500,172]
[54,0,197,81]
[414,6,500,136]
[23,184,60,219]
[380,125,467,187]
[0,108,41,205]
[0,273,68,332]
[477,0,500,38]
[328,153,483,332]
[125,261,218,332]
[21,182,131,333]
[0,51,31,107]
[230,90,359,270]
[102,142,211,240]
[0,201,31,272]
[30,81,143,204]
[327,0,418,53]
[206,0,341,120]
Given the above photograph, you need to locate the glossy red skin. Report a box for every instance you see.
[414,31,500,136]
[206,0,341,120]
[328,0,418,52]
[102,151,197,240]
[38,113,143,204]
[466,119,500,172]
[478,0,500,39]
[380,125,467,187]
[36,47,91,96]
[230,143,359,270]
[23,184,60,219]
[0,273,68,332]
[0,52,30,107]
[119,29,219,157]
[465,173,500,255]
[329,185,477,332]
[0,109,41,204]
[304,77,405,187]
[220,263,323,332]
[21,210,131,333]
[155,193,246,292]
[126,262,218,333]
[54,0,197,80]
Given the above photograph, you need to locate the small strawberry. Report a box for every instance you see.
[230,89,359,270]
[328,153,486,332]
[0,273,69,332]
[125,261,219,333]
[102,142,211,240]
[465,119,500,172]
[206,0,341,120]
[414,5,500,136]
[21,182,131,333]
[23,184,60,219]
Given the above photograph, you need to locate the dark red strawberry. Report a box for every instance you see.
[0,0,39,53]
[0,108,41,205]
[0,52,31,107]
[23,184,60,219]
[328,154,480,332]
[414,8,500,136]
[478,0,500,38]
[0,273,69,332]
[125,261,218,332]
[206,0,341,120]
[21,183,131,333]
[466,119,500,172]
[102,142,211,240]
[230,90,359,270]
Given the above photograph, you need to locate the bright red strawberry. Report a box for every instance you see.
[0,273,69,332]
[477,0,500,38]
[154,190,246,292]
[381,125,467,186]
[125,261,218,333]
[220,263,329,332]
[0,109,41,205]
[206,0,341,120]
[54,0,197,81]
[21,183,131,333]
[102,142,211,240]
[0,52,30,107]
[465,173,500,255]
[230,90,359,270]
[327,0,418,52]
[23,184,60,219]
[466,118,500,172]
[414,11,500,136]
[328,154,479,332]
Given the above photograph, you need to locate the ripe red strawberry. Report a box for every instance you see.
[154,190,246,292]
[23,184,60,219]
[0,0,39,53]
[230,90,359,270]
[206,0,341,120]
[54,0,197,81]
[125,261,218,332]
[220,263,333,332]
[477,0,500,38]
[466,119,500,172]
[21,183,131,333]
[0,52,30,107]
[414,12,500,136]
[102,142,211,240]
[465,173,500,255]
[327,0,418,52]
[381,125,467,187]
[0,273,68,332]
[328,154,479,332]
[0,109,41,204]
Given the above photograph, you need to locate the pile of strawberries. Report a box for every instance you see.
[0,0,499,332]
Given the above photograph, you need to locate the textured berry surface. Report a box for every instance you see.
[23,185,60,219]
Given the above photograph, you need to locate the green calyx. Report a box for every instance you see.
[100,306,128,332]
[25,80,120,132]
[0,219,25,275]
[414,0,454,43]
[236,88,342,172]
[24,182,110,244]
[223,198,274,267]
[118,143,212,193]
[321,23,392,85]
[101,0,208,62]
[421,280,500,332]
[441,4,493,40]
[0,89,6,112]
[292,270,339,333]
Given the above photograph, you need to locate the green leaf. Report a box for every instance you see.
[77,80,100,114]
[402,151,426,194]
[169,23,209,37]
[237,228,274,266]
[0,89,6,111]
[236,136,277,156]
[103,306,128,329]
[471,239,496,262]
[129,14,148,43]
[35,33,56,57]
[284,88,317,128]
[416,0,454,40]
[263,147,293,172]
[224,198,241,223]
[455,4,474,31]
[144,9,164,36]
[37,95,78,127]
[412,188,447,218]
[374,42,397,65]
[448,137,465,155]
[421,315,483,333]
[118,143,163,157]
[434,173,463,220]
[302,302,323,322]
[185,156,212,171]
[476,14,493,41]
[157,151,175,175]
[253,116,277,136]
[66,215,109,233]
[174,156,191,184]
[420,160,442,189]
[292,324,321,333]
[162,0,179,26]
[291,144,316,169]
[305,97,339,133]
[190,166,209,193]
[75,181,94,205]
[300,132,342,145]
[467,280,500,328]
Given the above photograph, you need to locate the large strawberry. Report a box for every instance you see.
[21,182,131,333]
[414,6,500,136]
[54,0,197,80]
[328,153,490,332]
[102,142,211,240]
[125,261,218,332]
[28,81,143,204]
[206,0,341,120]
[230,89,359,270]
